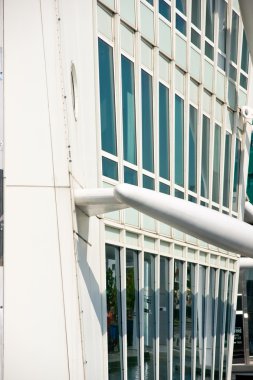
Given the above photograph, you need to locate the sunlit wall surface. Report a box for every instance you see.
[96,0,252,379]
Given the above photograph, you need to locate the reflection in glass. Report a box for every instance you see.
[176,14,186,35]
[223,132,231,208]
[173,260,183,380]
[144,253,155,380]
[230,11,239,63]
[142,70,154,173]
[175,95,184,187]
[126,249,140,379]
[191,29,201,49]
[223,273,233,378]
[106,245,122,379]
[233,138,241,212]
[176,0,186,14]
[98,39,117,155]
[102,157,118,180]
[196,265,206,378]
[245,270,253,356]
[212,125,221,203]
[159,83,170,180]
[185,263,195,379]
[191,0,201,28]
[122,56,137,165]
[214,270,226,379]
[201,115,210,198]
[159,257,170,380]
[218,0,227,55]
[189,105,197,193]
[159,182,170,194]
[205,0,215,41]
[143,175,154,190]
[241,31,249,73]
[205,268,216,379]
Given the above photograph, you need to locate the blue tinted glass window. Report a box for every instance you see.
[159,182,170,194]
[102,157,118,180]
[175,189,184,199]
[223,132,231,208]
[188,105,197,193]
[191,0,201,28]
[205,41,214,60]
[212,125,221,203]
[143,175,154,190]
[191,29,201,49]
[176,14,186,35]
[146,0,153,5]
[201,115,210,198]
[188,195,197,203]
[142,70,154,173]
[121,55,136,164]
[159,83,170,180]
[98,39,117,155]
[176,0,186,14]
[241,31,249,73]
[230,11,239,63]
[233,138,241,212]
[175,95,184,187]
[205,0,215,41]
[159,0,171,21]
[240,73,248,89]
[124,166,137,185]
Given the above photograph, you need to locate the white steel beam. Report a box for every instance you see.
[75,184,253,256]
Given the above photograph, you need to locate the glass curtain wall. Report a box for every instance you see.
[189,105,198,193]
[106,245,123,379]
[214,270,226,378]
[126,249,140,379]
[223,273,234,378]
[175,95,184,187]
[196,265,206,379]
[201,116,210,198]
[144,253,156,380]
[159,83,170,180]
[173,260,183,379]
[142,70,154,173]
[98,38,117,156]
[185,263,196,379]
[121,55,137,165]
[212,125,221,204]
[223,132,232,208]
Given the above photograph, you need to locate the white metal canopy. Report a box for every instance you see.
[75,184,253,257]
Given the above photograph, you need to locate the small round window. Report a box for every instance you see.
[71,63,78,121]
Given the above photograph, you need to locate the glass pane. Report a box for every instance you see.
[241,31,249,73]
[106,245,122,378]
[143,175,155,190]
[122,55,137,164]
[146,0,153,5]
[229,64,237,81]
[191,0,201,29]
[124,166,137,185]
[159,83,170,180]
[201,115,210,198]
[233,138,241,212]
[142,70,154,173]
[176,0,186,14]
[191,28,201,49]
[223,132,231,208]
[233,314,245,363]
[175,189,184,199]
[230,11,239,63]
[218,53,226,71]
[245,269,253,356]
[175,95,184,187]
[176,14,186,35]
[144,253,156,380]
[212,125,221,203]
[240,73,248,90]
[173,260,183,380]
[218,0,227,54]
[185,263,195,379]
[102,157,118,180]
[223,273,233,378]
[196,265,206,378]
[126,249,140,379]
[98,39,117,155]
[214,270,226,379]
[159,257,169,379]
[159,0,171,21]
[205,0,215,41]
[189,105,197,193]
[159,182,170,194]
[205,268,216,379]
[205,42,214,60]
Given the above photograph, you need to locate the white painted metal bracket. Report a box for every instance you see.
[75,184,253,256]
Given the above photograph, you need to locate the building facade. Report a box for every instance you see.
[1,0,253,380]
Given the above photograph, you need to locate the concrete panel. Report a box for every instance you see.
[4,0,54,186]
[4,187,69,380]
